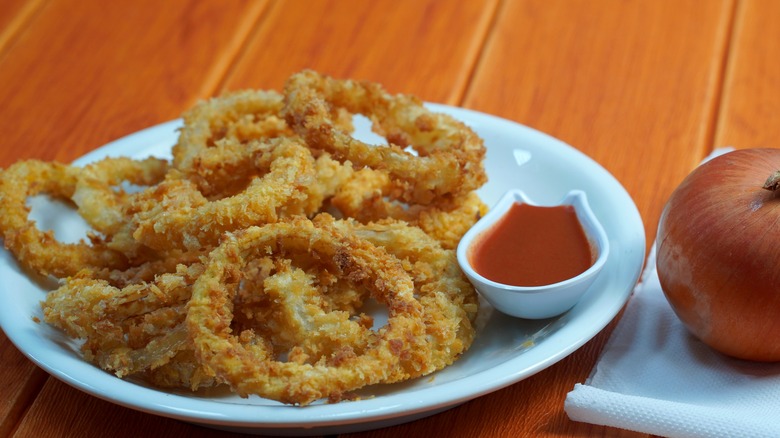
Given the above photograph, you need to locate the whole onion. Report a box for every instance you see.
[656,148,780,362]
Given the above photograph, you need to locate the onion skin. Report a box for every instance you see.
[657,148,780,362]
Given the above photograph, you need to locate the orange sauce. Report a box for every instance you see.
[468,203,594,287]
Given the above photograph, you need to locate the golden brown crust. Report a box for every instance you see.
[3,70,485,406]
[282,69,487,206]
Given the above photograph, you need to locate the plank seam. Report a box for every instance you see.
[3,369,49,438]
[457,0,507,107]
[707,0,743,157]
[211,0,278,95]
[0,0,49,63]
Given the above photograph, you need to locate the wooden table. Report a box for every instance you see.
[1,0,776,436]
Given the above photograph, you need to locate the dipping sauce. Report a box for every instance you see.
[468,202,594,287]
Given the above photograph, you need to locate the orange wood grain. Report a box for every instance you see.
[0,0,46,56]
[0,0,761,436]
[465,0,735,248]
[0,0,501,435]
[221,0,500,104]
[0,0,269,168]
[0,335,49,437]
[344,319,643,438]
[11,379,265,438]
[715,0,780,150]
[0,0,268,436]
[353,1,733,437]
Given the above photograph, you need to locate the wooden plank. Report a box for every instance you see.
[2,1,500,435]
[347,1,734,437]
[465,0,734,248]
[0,334,49,437]
[0,1,739,437]
[0,0,269,167]
[0,5,55,436]
[11,378,265,438]
[0,0,268,436]
[0,0,46,56]
[714,0,780,149]
[221,0,500,104]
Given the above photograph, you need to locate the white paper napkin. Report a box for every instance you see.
[565,149,780,438]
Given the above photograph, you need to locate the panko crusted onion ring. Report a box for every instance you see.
[71,156,170,264]
[172,89,291,196]
[42,262,206,382]
[0,160,129,277]
[72,156,169,237]
[331,168,486,249]
[327,216,479,377]
[173,90,287,164]
[1,70,489,407]
[282,70,487,205]
[232,258,376,365]
[171,89,354,198]
[131,138,318,252]
[187,217,429,405]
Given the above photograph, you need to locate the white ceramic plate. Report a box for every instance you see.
[0,105,645,436]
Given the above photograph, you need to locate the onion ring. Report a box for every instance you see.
[187,217,428,405]
[282,70,487,205]
[2,70,487,405]
[131,138,318,252]
[0,160,128,277]
[172,90,291,196]
[233,257,375,365]
[72,156,169,236]
[43,262,205,380]
[331,168,486,249]
[326,215,479,378]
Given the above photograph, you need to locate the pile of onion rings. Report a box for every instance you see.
[0,70,486,405]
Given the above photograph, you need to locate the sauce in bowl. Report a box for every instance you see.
[456,189,610,319]
[468,203,594,287]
